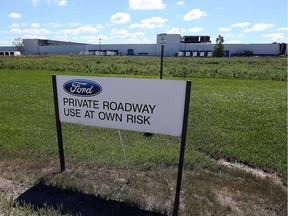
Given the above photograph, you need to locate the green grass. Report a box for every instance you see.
[0,56,287,215]
[189,78,287,175]
[0,55,287,80]
[0,66,286,178]
[0,68,210,169]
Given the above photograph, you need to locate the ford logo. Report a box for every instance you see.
[63,79,102,97]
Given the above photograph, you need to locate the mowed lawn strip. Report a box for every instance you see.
[189,78,287,177]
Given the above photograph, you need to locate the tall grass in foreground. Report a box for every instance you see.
[0,55,287,80]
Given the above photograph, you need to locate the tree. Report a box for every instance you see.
[213,35,225,57]
[12,38,25,53]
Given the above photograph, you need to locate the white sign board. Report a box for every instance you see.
[159,33,167,45]
[55,75,188,136]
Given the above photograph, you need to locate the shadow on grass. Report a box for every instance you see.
[16,182,166,216]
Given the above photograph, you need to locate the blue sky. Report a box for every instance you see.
[1,0,287,46]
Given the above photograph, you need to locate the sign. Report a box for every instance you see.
[159,33,167,45]
[52,75,191,216]
[54,75,188,136]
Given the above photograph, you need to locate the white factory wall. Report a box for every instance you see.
[225,44,280,56]
[0,46,18,56]
[156,34,181,56]
[86,44,156,56]
[38,44,87,55]
[179,43,280,56]
[18,36,285,56]
[23,39,39,55]
[0,46,16,52]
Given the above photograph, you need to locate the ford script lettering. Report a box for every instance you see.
[63,79,102,97]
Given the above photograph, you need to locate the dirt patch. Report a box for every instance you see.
[215,188,244,216]
[0,177,28,199]
[218,159,284,186]
[214,188,279,216]
[0,154,286,216]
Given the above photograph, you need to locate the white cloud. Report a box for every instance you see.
[109,29,147,43]
[188,27,203,33]
[23,28,52,35]
[237,33,245,38]
[67,22,81,27]
[47,0,67,6]
[122,32,146,43]
[96,24,104,29]
[176,1,185,6]
[59,25,102,35]
[9,22,28,30]
[0,30,8,34]
[58,24,103,35]
[8,12,22,19]
[80,35,108,44]
[222,33,235,38]
[262,33,285,41]
[58,0,67,6]
[167,27,182,34]
[184,9,207,21]
[97,35,109,41]
[110,13,131,24]
[129,17,168,29]
[9,23,20,28]
[129,0,166,10]
[277,27,288,31]
[218,27,231,32]
[226,40,242,44]
[28,0,39,5]
[54,35,69,41]
[110,28,130,35]
[0,39,14,46]
[31,23,41,28]
[243,23,274,33]
[231,22,251,28]
[10,27,52,36]
[10,28,22,34]
[45,22,63,28]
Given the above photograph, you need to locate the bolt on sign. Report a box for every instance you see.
[54,75,188,136]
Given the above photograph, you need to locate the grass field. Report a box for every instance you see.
[0,55,287,80]
[0,55,287,215]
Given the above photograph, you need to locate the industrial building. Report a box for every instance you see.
[1,33,287,57]
[0,46,20,56]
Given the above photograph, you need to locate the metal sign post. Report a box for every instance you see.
[160,45,164,79]
[172,80,191,216]
[159,33,167,79]
[52,75,65,172]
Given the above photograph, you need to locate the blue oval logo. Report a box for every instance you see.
[63,79,102,97]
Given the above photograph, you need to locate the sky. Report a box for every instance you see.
[1,0,287,46]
